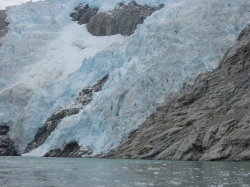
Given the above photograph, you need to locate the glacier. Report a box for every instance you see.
[0,0,44,10]
[0,0,249,156]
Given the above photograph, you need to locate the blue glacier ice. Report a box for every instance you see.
[0,0,249,155]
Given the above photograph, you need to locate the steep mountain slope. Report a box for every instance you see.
[0,0,249,157]
[106,25,250,161]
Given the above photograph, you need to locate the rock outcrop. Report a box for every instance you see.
[105,25,250,161]
[70,4,98,25]
[25,74,109,153]
[0,125,17,156]
[71,2,164,36]
[25,108,81,153]
[44,141,92,157]
[0,10,9,46]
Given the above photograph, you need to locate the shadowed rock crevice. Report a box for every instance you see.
[0,125,17,156]
[44,141,92,157]
[104,25,250,161]
[0,10,9,46]
[25,74,109,153]
[70,2,164,36]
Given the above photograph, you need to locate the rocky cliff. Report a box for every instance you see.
[105,25,250,161]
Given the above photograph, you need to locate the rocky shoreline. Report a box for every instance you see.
[44,141,92,157]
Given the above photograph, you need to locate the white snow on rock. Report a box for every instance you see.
[0,0,249,156]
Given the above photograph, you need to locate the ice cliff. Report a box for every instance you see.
[0,0,249,156]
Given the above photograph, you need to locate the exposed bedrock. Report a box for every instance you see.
[0,125,17,156]
[25,75,109,153]
[70,2,164,36]
[0,10,9,46]
[105,25,250,161]
[44,141,92,157]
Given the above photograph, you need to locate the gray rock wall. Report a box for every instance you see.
[71,2,164,36]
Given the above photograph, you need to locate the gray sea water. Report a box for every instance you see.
[0,157,250,187]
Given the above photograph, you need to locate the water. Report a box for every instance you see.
[0,157,250,187]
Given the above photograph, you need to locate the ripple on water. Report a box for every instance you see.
[0,158,250,187]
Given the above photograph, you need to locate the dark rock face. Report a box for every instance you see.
[0,10,9,46]
[75,74,109,106]
[0,125,17,156]
[70,4,98,25]
[44,141,92,157]
[0,125,9,135]
[88,2,164,36]
[25,74,109,153]
[71,2,164,36]
[105,25,250,161]
[87,13,117,36]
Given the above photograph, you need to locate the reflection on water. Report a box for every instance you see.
[0,157,250,187]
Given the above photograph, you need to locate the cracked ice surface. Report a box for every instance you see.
[0,0,249,155]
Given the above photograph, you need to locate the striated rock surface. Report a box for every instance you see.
[105,25,250,161]
[0,125,17,156]
[25,74,109,153]
[44,141,92,157]
[71,2,164,36]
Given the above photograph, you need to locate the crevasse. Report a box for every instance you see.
[0,0,249,156]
